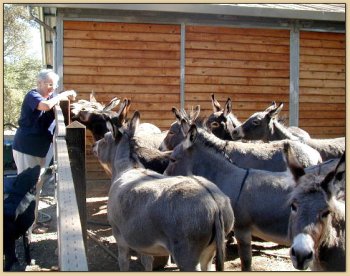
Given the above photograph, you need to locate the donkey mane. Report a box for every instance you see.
[194,127,236,166]
[270,118,299,141]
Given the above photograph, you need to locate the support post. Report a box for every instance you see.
[180,23,186,110]
[65,121,87,248]
[289,20,300,127]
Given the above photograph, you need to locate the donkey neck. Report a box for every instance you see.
[112,135,139,180]
[228,113,241,129]
[317,213,345,270]
[268,120,297,141]
[192,132,248,201]
[321,200,345,248]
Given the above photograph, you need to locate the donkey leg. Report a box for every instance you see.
[172,242,202,271]
[140,254,153,271]
[199,243,216,271]
[117,244,130,271]
[235,227,252,271]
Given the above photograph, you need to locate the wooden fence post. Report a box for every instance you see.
[60,99,70,126]
[65,121,87,248]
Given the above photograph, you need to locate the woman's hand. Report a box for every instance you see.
[60,90,77,101]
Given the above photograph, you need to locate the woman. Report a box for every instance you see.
[12,69,76,234]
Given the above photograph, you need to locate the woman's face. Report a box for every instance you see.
[38,75,58,97]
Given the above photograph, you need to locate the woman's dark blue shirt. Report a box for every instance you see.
[13,89,55,158]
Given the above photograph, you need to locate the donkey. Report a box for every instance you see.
[71,93,166,146]
[92,100,170,175]
[159,105,202,151]
[164,123,305,271]
[71,93,121,141]
[205,94,241,140]
[93,104,234,271]
[286,148,345,271]
[261,101,310,139]
[230,102,345,161]
[178,121,322,172]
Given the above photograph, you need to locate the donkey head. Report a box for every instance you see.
[285,144,345,271]
[164,119,197,176]
[205,94,241,140]
[92,99,131,176]
[71,94,120,141]
[230,102,284,141]
[158,105,200,151]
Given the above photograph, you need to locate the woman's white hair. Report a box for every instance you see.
[37,69,59,83]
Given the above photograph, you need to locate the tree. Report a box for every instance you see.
[4,4,42,127]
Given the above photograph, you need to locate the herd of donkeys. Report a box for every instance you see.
[4,92,345,271]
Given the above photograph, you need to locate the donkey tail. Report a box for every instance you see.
[214,209,225,271]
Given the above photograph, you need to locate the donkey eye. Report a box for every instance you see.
[291,202,297,213]
[335,172,344,181]
[169,157,177,163]
[252,119,260,126]
[211,122,220,128]
[321,209,330,219]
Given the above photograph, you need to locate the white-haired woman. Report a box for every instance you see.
[12,69,76,234]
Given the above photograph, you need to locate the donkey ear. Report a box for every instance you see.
[172,107,183,122]
[264,101,277,113]
[90,91,97,103]
[223,98,232,117]
[118,98,131,123]
[321,153,346,200]
[106,118,119,140]
[211,93,221,112]
[129,111,140,137]
[184,124,198,149]
[284,143,305,182]
[106,119,114,133]
[267,102,283,119]
[191,105,201,121]
[103,97,120,112]
[180,118,190,136]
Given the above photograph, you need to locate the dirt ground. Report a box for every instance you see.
[9,174,301,272]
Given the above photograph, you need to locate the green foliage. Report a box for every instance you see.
[4,58,42,126]
[4,4,42,127]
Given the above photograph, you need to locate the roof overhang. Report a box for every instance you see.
[27,3,345,69]
[31,3,345,22]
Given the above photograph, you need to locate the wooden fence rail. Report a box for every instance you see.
[54,103,88,271]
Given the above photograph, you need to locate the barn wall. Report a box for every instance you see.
[62,21,181,182]
[61,19,345,183]
[184,25,291,121]
[299,31,345,138]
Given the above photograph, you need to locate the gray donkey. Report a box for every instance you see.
[205,94,242,140]
[159,105,202,151]
[93,102,234,271]
[230,102,345,160]
[160,108,321,172]
[165,123,299,270]
[286,147,345,271]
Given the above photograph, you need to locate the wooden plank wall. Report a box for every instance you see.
[299,31,345,138]
[63,21,181,183]
[62,20,345,184]
[185,26,291,123]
